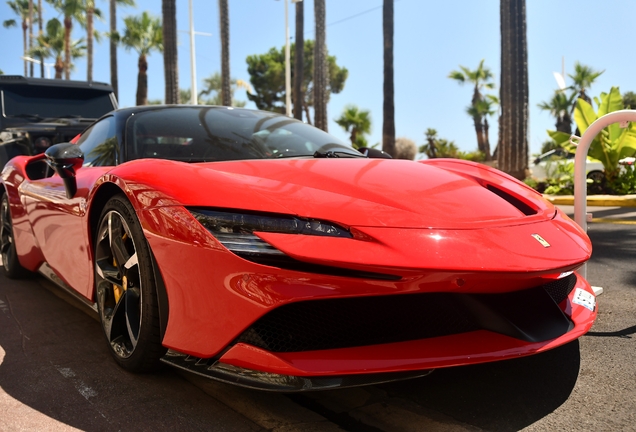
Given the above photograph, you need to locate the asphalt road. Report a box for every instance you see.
[0,219,634,431]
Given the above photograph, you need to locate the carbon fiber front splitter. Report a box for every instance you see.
[160,350,433,392]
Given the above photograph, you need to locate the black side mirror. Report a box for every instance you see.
[45,143,84,199]
[357,147,393,159]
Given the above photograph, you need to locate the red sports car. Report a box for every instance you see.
[0,106,597,391]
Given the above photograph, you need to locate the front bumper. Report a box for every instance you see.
[160,273,596,391]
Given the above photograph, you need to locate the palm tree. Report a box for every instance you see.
[293,0,304,120]
[382,0,395,157]
[3,0,32,76]
[538,91,576,134]
[121,12,163,106]
[37,0,44,77]
[28,0,34,76]
[218,0,230,106]
[498,0,529,180]
[83,0,104,82]
[109,0,135,101]
[420,129,460,159]
[313,0,327,131]
[449,59,496,160]
[335,105,372,148]
[569,62,604,106]
[467,94,498,158]
[197,72,249,106]
[30,18,85,79]
[161,0,178,104]
[46,0,86,80]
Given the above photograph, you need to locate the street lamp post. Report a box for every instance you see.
[189,0,197,105]
[283,0,302,117]
[180,1,212,105]
[21,56,54,79]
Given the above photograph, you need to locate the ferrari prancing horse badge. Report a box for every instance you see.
[531,233,551,248]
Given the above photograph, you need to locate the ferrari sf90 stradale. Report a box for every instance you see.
[0,106,597,390]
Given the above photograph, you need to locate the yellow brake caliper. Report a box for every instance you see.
[113,233,128,303]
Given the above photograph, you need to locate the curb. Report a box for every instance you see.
[543,194,636,207]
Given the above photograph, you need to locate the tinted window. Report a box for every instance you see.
[78,116,117,166]
[2,87,114,119]
[125,107,357,162]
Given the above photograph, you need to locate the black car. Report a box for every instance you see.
[0,76,117,168]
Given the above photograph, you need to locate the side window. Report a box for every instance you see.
[78,116,117,166]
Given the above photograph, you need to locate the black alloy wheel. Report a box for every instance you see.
[94,195,165,372]
[0,192,29,278]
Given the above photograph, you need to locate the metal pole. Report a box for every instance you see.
[189,0,197,105]
[284,0,291,117]
[21,56,53,79]
[573,109,636,278]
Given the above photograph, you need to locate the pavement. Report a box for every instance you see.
[545,194,636,224]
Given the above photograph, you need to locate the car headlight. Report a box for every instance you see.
[188,209,351,256]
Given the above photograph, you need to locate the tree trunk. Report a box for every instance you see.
[54,56,63,79]
[38,0,43,77]
[110,0,118,100]
[87,6,93,82]
[293,1,304,120]
[64,15,72,80]
[303,100,313,125]
[382,0,396,157]
[313,0,328,131]
[484,117,491,158]
[350,128,358,146]
[497,0,528,180]
[162,0,179,104]
[22,21,27,76]
[473,116,485,154]
[136,54,148,106]
[28,0,33,77]
[219,0,231,106]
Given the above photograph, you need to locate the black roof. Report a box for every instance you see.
[0,75,114,92]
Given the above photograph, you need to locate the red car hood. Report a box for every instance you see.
[114,158,553,230]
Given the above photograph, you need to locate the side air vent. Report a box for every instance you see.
[486,184,537,216]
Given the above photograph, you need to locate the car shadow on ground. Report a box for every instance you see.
[378,340,581,431]
[0,274,259,431]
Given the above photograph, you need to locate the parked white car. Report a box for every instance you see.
[530,148,605,183]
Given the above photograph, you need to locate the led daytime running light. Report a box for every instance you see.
[190,209,351,238]
[189,209,351,256]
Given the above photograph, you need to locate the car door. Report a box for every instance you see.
[21,116,117,299]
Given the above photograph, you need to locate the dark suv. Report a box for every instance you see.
[0,75,117,167]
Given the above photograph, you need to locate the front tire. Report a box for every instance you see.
[94,195,166,372]
[1,192,29,279]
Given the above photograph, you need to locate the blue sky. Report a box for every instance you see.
[1,0,634,156]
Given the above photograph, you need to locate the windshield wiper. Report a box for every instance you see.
[9,113,43,121]
[313,150,366,158]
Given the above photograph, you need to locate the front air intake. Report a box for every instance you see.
[486,184,537,216]
[235,274,577,352]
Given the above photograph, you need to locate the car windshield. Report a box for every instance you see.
[1,87,114,119]
[125,106,359,163]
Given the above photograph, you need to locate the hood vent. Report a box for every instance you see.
[486,184,536,216]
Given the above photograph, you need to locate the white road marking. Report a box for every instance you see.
[57,367,76,378]
[56,366,98,400]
